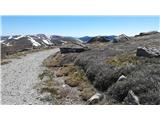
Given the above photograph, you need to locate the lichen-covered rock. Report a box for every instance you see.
[60,44,87,54]
[136,47,160,58]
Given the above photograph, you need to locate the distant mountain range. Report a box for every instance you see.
[79,35,117,43]
[0,34,83,58]
[0,34,83,47]
[1,31,158,58]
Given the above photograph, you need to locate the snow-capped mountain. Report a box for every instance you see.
[1,34,53,47]
[1,34,83,47]
[0,34,84,58]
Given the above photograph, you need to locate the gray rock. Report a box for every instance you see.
[87,93,103,105]
[124,90,140,105]
[60,44,87,54]
[136,47,160,58]
[118,75,127,81]
[39,92,53,102]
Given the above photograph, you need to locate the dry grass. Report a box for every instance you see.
[106,53,139,67]
[4,47,55,60]
[56,65,77,77]
[39,80,58,94]
[43,52,63,67]
[79,87,95,101]
[38,69,54,81]
[5,51,27,59]
[0,60,12,65]
[57,65,96,101]
[42,53,96,102]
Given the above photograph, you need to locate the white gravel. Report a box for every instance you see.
[1,48,59,105]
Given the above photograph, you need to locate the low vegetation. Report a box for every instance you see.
[0,60,12,65]
[41,58,96,103]
[40,32,160,104]
[43,52,77,67]
[106,53,139,67]
[56,65,96,100]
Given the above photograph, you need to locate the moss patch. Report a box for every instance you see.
[106,53,139,67]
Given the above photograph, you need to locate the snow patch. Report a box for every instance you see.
[28,36,41,47]
[14,35,25,40]
[0,40,4,43]
[61,40,67,44]
[8,36,12,39]
[42,39,52,45]
[5,43,13,46]
[75,38,83,43]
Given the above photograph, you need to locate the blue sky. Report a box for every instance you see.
[1,16,159,37]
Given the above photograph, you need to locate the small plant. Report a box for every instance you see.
[38,69,54,81]
[64,69,85,87]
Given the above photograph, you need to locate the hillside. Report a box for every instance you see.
[42,31,160,105]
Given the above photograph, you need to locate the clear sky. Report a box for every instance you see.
[1,16,159,37]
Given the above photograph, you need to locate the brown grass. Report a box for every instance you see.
[0,60,12,65]
[4,47,56,60]
[40,80,58,94]
[5,51,27,59]
[57,65,96,101]
[38,69,54,81]
[106,53,139,67]
[43,52,63,67]
[42,54,97,102]
[56,65,77,77]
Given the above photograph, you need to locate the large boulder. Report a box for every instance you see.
[136,47,160,58]
[60,44,87,54]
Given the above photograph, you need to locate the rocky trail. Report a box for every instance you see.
[1,48,60,105]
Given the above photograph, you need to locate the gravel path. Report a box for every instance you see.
[1,48,59,105]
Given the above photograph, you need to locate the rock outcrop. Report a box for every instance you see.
[113,34,131,43]
[60,44,87,54]
[136,47,160,58]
